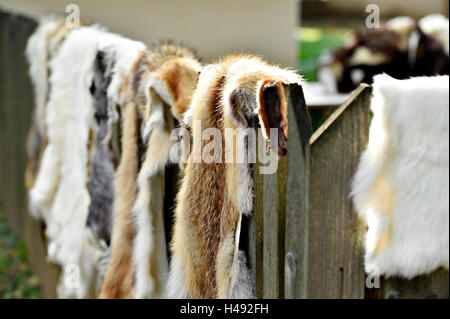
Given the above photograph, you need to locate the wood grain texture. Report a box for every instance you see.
[250,131,265,298]
[284,84,312,299]
[262,156,286,298]
[0,10,59,298]
[307,84,371,298]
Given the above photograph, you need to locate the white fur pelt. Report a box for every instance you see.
[25,16,66,148]
[39,26,105,298]
[351,73,449,279]
[25,16,71,195]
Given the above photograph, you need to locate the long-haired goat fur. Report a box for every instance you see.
[351,74,449,278]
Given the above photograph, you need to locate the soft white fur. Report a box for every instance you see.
[29,24,146,298]
[165,250,190,298]
[26,16,66,221]
[25,16,65,146]
[351,74,449,278]
[36,26,103,298]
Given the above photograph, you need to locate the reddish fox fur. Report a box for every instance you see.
[98,44,201,298]
[167,55,303,298]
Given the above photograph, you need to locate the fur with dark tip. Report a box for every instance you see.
[167,55,303,299]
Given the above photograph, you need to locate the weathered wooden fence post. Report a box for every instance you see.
[284,84,312,299]
[249,84,307,298]
[251,125,287,298]
[306,84,371,298]
[0,11,60,298]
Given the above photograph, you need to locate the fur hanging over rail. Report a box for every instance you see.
[351,73,449,279]
[98,43,201,299]
[27,24,145,298]
[25,16,73,192]
[29,25,103,298]
[166,55,303,298]
[86,30,146,251]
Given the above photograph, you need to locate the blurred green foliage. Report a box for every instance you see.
[0,202,41,299]
[298,27,350,82]
[297,27,351,131]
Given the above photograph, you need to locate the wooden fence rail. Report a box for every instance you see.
[0,10,448,299]
[249,83,370,299]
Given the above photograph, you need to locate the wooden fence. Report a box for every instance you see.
[0,10,448,299]
[0,10,60,298]
[248,82,449,299]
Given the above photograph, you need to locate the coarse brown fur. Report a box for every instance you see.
[168,55,303,298]
[98,97,140,299]
[99,44,201,298]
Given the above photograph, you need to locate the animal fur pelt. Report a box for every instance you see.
[86,51,116,248]
[25,16,72,192]
[351,74,449,278]
[28,24,145,298]
[166,55,303,298]
[317,14,449,93]
[29,25,104,298]
[86,33,146,249]
[98,43,201,299]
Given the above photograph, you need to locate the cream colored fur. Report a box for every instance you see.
[40,26,103,298]
[352,74,449,278]
[99,45,201,299]
[25,16,71,196]
[132,49,201,299]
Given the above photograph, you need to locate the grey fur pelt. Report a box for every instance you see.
[86,51,116,245]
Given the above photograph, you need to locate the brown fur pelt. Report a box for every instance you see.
[98,43,201,299]
[166,55,303,298]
